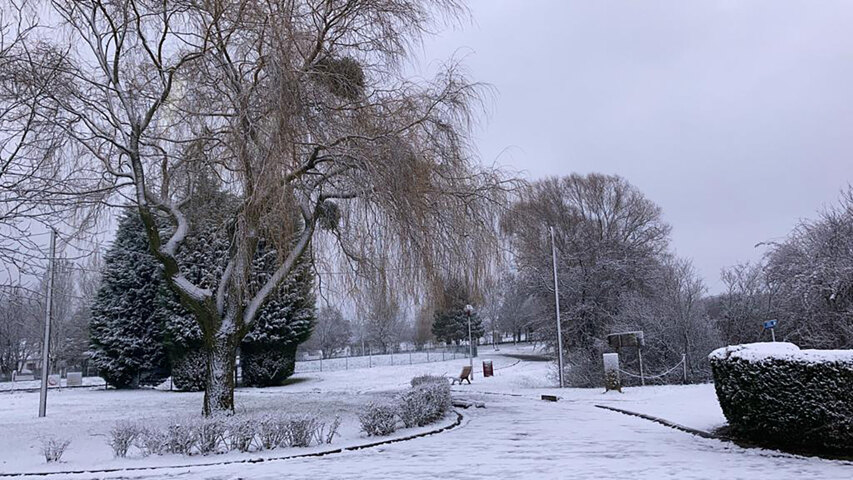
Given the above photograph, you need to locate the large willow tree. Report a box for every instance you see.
[38,0,507,414]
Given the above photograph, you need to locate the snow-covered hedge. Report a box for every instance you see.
[709,342,853,452]
[399,378,451,427]
[358,402,399,437]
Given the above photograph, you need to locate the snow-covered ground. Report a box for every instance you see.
[0,376,105,392]
[2,344,850,479]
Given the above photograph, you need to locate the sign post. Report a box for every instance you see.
[763,319,778,342]
[39,229,56,418]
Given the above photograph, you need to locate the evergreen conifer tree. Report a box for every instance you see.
[89,211,169,388]
[431,279,484,345]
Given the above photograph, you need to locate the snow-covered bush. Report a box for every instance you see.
[135,427,168,456]
[284,415,318,447]
[196,417,225,455]
[410,375,447,387]
[225,416,257,453]
[256,415,288,450]
[165,419,197,455]
[398,379,451,428]
[710,343,853,453]
[108,420,140,458]
[41,437,70,463]
[319,416,341,445]
[359,402,398,437]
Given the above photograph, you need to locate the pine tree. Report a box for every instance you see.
[431,279,484,345]
[89,211,169,388]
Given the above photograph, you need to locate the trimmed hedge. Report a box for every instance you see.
[709,342,853,453]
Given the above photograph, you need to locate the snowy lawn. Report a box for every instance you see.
[0,351,517,475]
[2,344,850,479]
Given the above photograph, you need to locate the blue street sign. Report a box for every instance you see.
[763,319,777,330]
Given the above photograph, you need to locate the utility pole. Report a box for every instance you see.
[550,226,565,388]
[39,229,56,418]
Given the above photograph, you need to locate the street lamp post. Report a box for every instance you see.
[464,304,474,380]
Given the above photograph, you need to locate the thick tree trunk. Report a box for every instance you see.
[203,334,237,416]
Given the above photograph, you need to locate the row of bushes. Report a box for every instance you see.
[358,375,452,437]
[709,342,853,453]
[107,413,340,458]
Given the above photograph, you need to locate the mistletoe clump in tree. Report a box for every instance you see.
[89,211,169,388]
[432,279,484,345]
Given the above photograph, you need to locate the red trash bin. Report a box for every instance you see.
[482,360,494,377]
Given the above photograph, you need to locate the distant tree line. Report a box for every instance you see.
[706,188,853,350]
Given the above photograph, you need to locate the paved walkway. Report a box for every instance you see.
[88,390,851,480]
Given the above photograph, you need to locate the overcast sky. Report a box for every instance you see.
[411,0,853,293]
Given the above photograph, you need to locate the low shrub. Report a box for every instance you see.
[398,381,451,428]
[256,415,288,450]
[136,426,168,457]
[225,416,257,453]
[105,412,341,458]
[196,417,225,455]
[285,415,318,447]
[165,419,197,455]
[709,342,853,453]
[359,402,398,437]
[41,437,70,463]
[108,420,140,458]
[319,416,341,445]
[410,375,447,387]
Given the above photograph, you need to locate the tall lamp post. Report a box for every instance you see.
[550,226,565,388]
[464,304,474,379]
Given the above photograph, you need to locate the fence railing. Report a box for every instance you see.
[293,344,476,373]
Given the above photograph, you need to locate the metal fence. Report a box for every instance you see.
[293,344,477,373]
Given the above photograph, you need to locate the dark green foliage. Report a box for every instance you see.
[170,349,206,392]
[431,279,483,345]
[89,211,169,388]
[710,344,853,453]
[91,178,315,391]
[240,240,315,387]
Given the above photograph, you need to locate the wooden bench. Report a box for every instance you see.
[450,365,472,385]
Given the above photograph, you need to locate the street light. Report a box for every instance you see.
[464,304,474,379]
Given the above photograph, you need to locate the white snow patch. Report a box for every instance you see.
[709,342,853,364]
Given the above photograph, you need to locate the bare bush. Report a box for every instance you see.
[284,416,318,448]
[256,415,287,450]
[196,417,225,455]
[225,417,257,453]
[108,420,140,458]
[41,437,70,463]
[359,402,399,437]
[165,420,196,455]
[322,416,342,445]
[135,427,168,457]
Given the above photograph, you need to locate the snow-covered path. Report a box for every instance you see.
[32,346,847,480]
[69,388,850,480]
